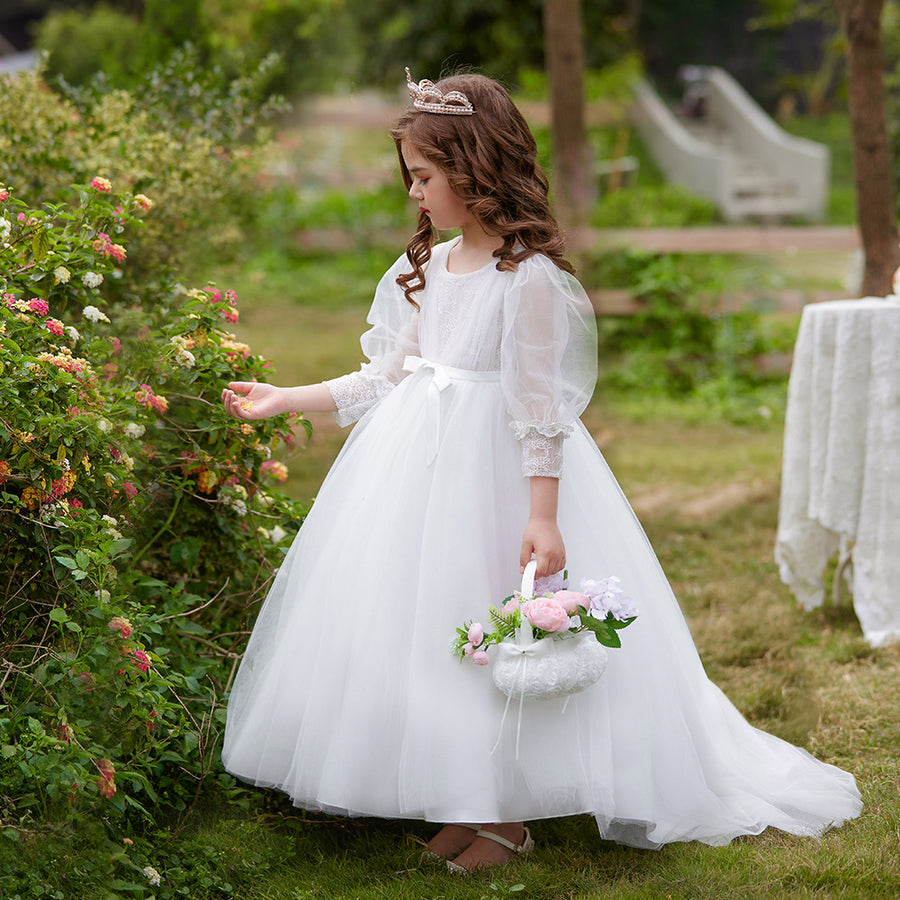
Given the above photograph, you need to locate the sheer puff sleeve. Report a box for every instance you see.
[501,254,597,478]
[324,254,420,427]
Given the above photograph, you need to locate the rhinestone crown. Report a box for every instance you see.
[405,67,474,116]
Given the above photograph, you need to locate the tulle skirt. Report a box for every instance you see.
[222,364,861,848]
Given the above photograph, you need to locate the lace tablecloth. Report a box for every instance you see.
[776,298,900,647]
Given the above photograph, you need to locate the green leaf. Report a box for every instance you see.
[31,228,51,260]
[48,607,69,624]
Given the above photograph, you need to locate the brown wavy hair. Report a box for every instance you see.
[390,72,573,306]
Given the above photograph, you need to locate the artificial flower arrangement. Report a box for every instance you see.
[452,565,638,700]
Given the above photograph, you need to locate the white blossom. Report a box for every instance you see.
[54,266,71,284]
[82,305,110,323]
[142,866,161,887]
[124,422,145,439]
[65,326,81,342]
[269,525,287,544]
[82,272,104,289]
[96,418,112,433]
[175,348,196,368]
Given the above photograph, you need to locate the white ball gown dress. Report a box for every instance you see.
[222,239,861,848]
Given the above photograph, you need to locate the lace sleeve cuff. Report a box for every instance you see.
[325,369,392,428]
[511,421,571,478]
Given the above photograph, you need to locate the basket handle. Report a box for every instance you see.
[515,559,538,648]
[520,558,537,598]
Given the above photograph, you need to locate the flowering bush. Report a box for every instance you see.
[452,572,638,663]
[0,182,310,830]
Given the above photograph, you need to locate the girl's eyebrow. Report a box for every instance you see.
[407,165,429,174]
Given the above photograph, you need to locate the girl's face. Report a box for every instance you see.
[401,141,475,232]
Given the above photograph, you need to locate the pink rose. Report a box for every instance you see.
[522,597,570,632]
[467,622,484,646]
[463,642,474,657]
[501,595,522,618]
[472,650,490,666]
[552,590,590,614]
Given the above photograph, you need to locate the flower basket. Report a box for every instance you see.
[491,629,608,701]
[452,560,637,702]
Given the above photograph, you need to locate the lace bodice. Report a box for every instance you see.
[325,239,597,477]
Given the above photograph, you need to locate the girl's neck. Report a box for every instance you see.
[447,223,504,275]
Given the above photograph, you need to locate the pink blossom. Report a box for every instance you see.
[501,595,522,618]
[109,336,122,355]
[121,481,138,501]
[463,642,475,657]
[521,597,570,632]
[0,188,8,201]
[222,306,239,324]
[3,293,16,307]
[132,650,150,672]
[552,590,590,614]
[90,176,112,192]
[472,650,490,665]
[17,212,25,222]
[225,289,238,303]
[108,616,133,639]
[94,758,116,798]
[260,460,288,481]
[135,383,169,414]
[467,622,484,646]
[45,318,65,336]
[28,298,48,315]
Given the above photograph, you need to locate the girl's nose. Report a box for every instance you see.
[409,182,422,200]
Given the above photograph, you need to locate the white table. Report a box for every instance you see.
[776,298,900,647]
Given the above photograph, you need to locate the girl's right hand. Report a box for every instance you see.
[222,381,284,420]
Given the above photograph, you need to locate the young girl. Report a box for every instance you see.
[221,69,861,873]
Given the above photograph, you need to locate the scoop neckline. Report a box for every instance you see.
[443,238,497,277]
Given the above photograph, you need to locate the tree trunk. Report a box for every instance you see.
[543,0,594,230]
[835,0,900,297]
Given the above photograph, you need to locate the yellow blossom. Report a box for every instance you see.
[197,469,219,494]
[21,485,43,510]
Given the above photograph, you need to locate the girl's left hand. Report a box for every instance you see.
[520,517,566,578]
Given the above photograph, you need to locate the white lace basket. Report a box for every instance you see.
[491,561,608,701]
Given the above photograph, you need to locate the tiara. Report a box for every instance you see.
[405,67,474,116]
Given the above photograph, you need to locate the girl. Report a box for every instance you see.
[221,69,861,873]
